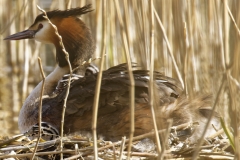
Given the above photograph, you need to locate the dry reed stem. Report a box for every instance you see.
[183,22,189,96]
[30,57,46,160]
[0,134,24,148]
[223,1,239,158]
[226,2,240,158]
[153,6,184,90]
[36,5,73,160]
[226,71,239,155]
[186,1,199,94]
[63,154,82,160]
[223,0,230,68]
[66,0,72,9]
[0,150,76,159]
[229,74,240,88]
[100,150,158,158]
[0,1,28,34]
[74,143,78,155]
[119,136,126,160]
[0,138,71,152]
[92,1,107,160]
[226,4,240,37]
[207,128,225,139]
[192,76,226,159]
[111,144,117,160]
[114,1,135,159]
[140,1,149,68]
[123,0,130,47]
[29,43,41,66]
[149,1,161,158]
[160,119,173,159]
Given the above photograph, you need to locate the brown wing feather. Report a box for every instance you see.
[32,63,183,140]
[30,64,220,143]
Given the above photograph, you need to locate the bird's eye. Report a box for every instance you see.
[38,23,43,30]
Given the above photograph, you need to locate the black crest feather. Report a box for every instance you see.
[34,4,93,23]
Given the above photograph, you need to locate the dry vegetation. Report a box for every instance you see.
[0,0,239,159]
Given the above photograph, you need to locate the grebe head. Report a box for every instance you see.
[5,4,95,68]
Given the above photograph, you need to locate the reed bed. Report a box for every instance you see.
[0,0,239,159]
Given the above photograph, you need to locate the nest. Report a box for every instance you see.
[0,122,234,160]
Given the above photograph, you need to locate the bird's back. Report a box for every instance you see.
[28,64,183,140]
[24,64,220,143]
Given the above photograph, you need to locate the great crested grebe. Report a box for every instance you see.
[5,4,220,143]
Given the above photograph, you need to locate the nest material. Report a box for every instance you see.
[0,122,234,160]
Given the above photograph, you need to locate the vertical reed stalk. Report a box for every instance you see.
[92,1,107,159]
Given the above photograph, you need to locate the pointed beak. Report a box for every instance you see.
[4,29,36,40]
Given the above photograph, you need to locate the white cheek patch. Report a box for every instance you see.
[34,21,54,44]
